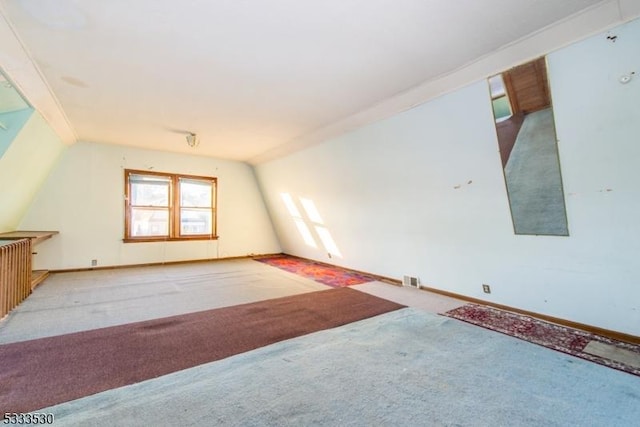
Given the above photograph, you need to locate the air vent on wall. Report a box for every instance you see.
[402,275,420,289]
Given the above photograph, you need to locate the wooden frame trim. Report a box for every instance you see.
[124,169,217,242]
[51,253,282,273]
[421,286,640,345]
[267,254,639,345]
[122,236,219,243]
[49,249,639,345]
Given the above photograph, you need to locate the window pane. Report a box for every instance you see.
[131,208,169,237]
[131,174,170,206]
[492,96,512,121]
[180,179,212,208]
[488,74,507,98]
[180,208,212,235]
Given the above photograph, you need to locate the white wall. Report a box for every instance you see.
[0,110,65,232]
[0,108,32,157]
[255,18,640,336]
[19,142,281,269]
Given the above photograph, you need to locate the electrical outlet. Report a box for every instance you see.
[482,284,491,294]
[91,259,98,267]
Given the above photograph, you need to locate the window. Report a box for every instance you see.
[124,169,217,242]
[488,74,513,122]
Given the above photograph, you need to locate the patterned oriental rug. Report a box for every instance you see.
[445,304,640,377]
[255,254,379,287]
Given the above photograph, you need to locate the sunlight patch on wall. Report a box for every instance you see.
[294,218,317,248]
[281,192,301,217]
[300,198,324,224]
[281,193,317,248]
[315,226,342,258]
[281,193,343,258]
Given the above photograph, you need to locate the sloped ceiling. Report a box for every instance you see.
[0,72,29,113]
[0,0,609,162]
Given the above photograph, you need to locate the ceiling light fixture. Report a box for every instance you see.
[186,132,199,148]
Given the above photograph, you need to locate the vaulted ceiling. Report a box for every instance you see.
[0,1,611,163]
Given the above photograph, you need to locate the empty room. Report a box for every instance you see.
[1,1,639,425]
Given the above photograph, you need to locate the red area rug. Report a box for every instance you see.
[445,304,640,377]
[255,254,378,287]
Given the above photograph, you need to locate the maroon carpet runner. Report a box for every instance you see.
[0,287,404,414]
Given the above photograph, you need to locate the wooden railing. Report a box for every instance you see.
[0,238,32,319]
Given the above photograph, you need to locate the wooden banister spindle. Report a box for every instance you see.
[0,239,32,319]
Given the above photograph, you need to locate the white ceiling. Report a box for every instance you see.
[0,0,608,162]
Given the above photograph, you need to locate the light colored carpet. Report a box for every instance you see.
[0,259,328,344]
[0,260,466,345]
[353,281,465,313]
[504,108,568,235]
[43,308,639,426]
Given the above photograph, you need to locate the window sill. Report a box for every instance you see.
[123,236,219,243]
